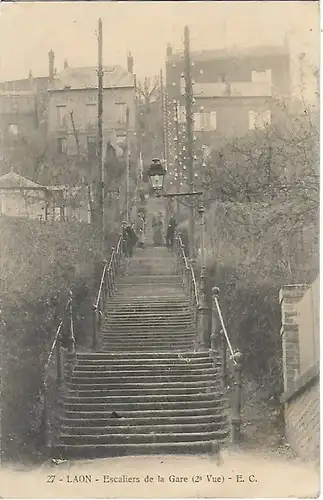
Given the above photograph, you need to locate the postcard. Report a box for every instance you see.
[0,1,319,498]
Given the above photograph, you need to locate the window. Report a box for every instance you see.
[180,75,185,96]
[194,112,202,131]
[115,102,127,124]
[56,105,67,128]
[249,110,271,130]
[87,136,97,158]
[194,111,217,131]
[57,137,67,154]
[8,123,18,136]
[86,103,97,126]
[251,69,272,84]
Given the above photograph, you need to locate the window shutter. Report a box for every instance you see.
[209,111,217,130]
[194,112,202,131]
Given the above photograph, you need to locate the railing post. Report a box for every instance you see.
[212,287,220,342]
[42,381,49,447]
[209,327,217,369]
[102,259,107,310]
[231,351,243,443]
[199,265,210,349]
[92,304,98,351]
[66,290,75,356]
[55,336,63,384]
[220,329,228,389]
[108,268,113,296]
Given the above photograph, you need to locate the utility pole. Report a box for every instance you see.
[184,25,195,258]
[173,100,181,220]
[160,69,167,163]
[97,17,105,249]
[125,107,130,222]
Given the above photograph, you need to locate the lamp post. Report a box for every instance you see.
[148,159,209,347]
[197,204,209,348]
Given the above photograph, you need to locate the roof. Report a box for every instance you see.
[0,77,50,92]
[0,171,44,189]
[169,45,289,62]
[50,66,134,91]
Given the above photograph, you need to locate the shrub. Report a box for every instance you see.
[0,216,116,462]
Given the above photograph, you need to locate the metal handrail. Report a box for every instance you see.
[44,319,64,375]
[213,295,236,364]
[43,295,72,377]
[189,264,199,307]
[92,232,126,350]
[41,292,75,447]
[211,286,243,443]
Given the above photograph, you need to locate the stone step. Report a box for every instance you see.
[60,413,226,428]
[125,270,177,277]
[63,399,226,413]
[70,367,219,378]
[114,290,185,298]
[101,329,196,337]
[74,357,214,367]
[54,439,226,459]
[63,406,226,420]
[108,299,189,307]
[60,421,225,437]
[99,345,196,353]
[66,384,219,397]
[73,362,220,377]
[99,342,197,350]
[76,351,209,360]
[64,392,221,405]
[119,275,180,282]
[100,335,196,343]
[101,318,194,334]
[66,381,220,392]
[59,429,228,446]
[68,373,215,384]
[105,311,193,319]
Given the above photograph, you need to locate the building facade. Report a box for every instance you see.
[47,64,136,159]
[0,76,49,143]
[165,43,291,141]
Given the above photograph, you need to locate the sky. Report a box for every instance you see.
[0,1,319,101]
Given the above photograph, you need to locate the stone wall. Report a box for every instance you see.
[279,277,320,461]
[283,368,319,460]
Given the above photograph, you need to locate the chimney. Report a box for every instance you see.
[48,49,55,81]
[127,52,134,73]
[166,44,172,58]
[64,59,69,69]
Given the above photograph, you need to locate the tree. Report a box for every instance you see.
[189,99,319,393]
[136,76,164,162]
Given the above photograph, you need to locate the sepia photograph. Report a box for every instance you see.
[0,1,320,498]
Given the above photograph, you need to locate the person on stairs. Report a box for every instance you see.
[152,212,164,246]
[135,213,145,249]
[166,215,177,250]
[124,222,137,257]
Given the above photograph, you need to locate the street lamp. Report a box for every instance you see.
[147,158,167,197]
[147,158,203,207]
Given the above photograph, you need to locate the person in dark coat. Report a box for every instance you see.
[152,212,164,246]
[166,215,177,250]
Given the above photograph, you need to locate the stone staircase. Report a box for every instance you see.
[56,246,229,458]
